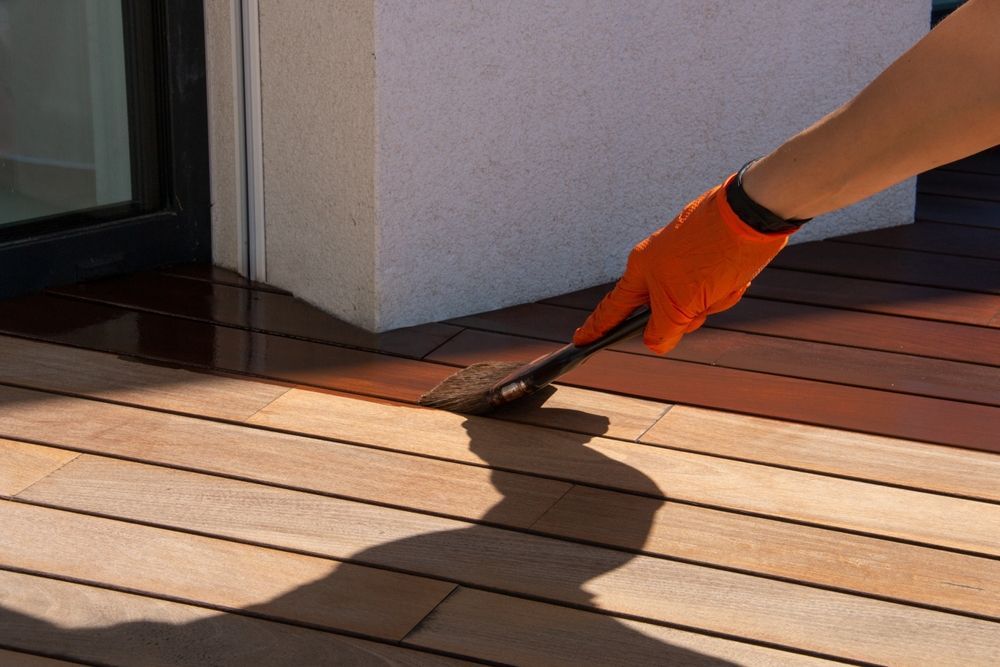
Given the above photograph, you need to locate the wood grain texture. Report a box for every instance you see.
[916,193,1000,229]
[0,569,468,666]
[0,335,289,421]
[749,268,1000,326]
[0,649,82,666]
[20,456,1000,667]
[429,329,1000,452]
[835,222,1000,261]
[642,406,1000,502]
[406,587,838,666]
[51,272,463,359]
[457,293,1000,368]
[243,389,1000,553]
[531,485,1000,618]
[0,501,454,641]
[0,333,668,443]
[772,241,1000,294]
[0,384,569,529]
[0,294,454,402]
[0,439,78,498]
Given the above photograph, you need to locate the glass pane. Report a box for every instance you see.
[0,0,132,226]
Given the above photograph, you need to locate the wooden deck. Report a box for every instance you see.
[1,151,999,665]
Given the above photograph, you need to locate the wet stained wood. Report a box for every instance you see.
[20,457,1000,667]
[0,569,467,666]
[641,406,1000,502]
[0,385,570,529]
[242,389,1000,552]
[158,262,292,294]
[0,335,289,421]
[544,269,1000,327]
[0,439,78,498]
[0,501,455,641]
[772,240,1000,294]
[50,272,462,359]
[918,170,1000,202]
[466,294,1000,368]
[834,221,1000,261]
[0,294,453,402]
[428,328,1000,453]
[748,268,1000,326]
[405,587,838,666]
[917,193,1000,229]
[530,485,1000,619]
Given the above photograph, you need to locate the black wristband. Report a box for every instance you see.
[725,160,811,234]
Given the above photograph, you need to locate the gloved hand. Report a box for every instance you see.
[572,173,796,354]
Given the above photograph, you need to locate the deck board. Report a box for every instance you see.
[18,455,1000,666]
[0,500,455,641]
[1,157,999,664]
[641,406,1000,502]
[0,440,78,498]
[0,384,570,529]
[51,272,462,359]
[406,587,839,666]
[0,570,468,666]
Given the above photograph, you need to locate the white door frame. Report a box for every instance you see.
[236,0,266,282]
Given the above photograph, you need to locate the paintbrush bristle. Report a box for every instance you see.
[418,361,526,414]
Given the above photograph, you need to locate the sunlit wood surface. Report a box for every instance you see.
[0,149,998,664]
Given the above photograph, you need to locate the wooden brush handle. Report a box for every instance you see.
[493,307,651,394]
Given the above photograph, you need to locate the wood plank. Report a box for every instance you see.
[642,406,1000,502]
[919,170,1000,202]
[466,293,1000,368]
[916,193,1000,229]
[0,439,78,498]
[428,328,1000,453]
[543,269,1000,328]
[243,388,1000,552]
[406,587,837,666]
[749,268,1000,326]
[834,222,1000,261]
[0,293,454,402]
[772,240,1000,294]
[0,385,569,529]
[531,485,1000,618]
[0,569,467,666]
[0,500,454,641]
[0,649,82,666]
[51,272,463,359]
[21,457,1000,666]
[0,335,289,421]
[0,304,666,441]
[158,262,292,294]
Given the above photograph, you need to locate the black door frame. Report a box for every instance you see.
[0,0,210,299]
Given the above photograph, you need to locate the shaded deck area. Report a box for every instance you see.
[1,151,999,665]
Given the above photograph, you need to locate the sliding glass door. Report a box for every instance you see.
[0,1,208,298]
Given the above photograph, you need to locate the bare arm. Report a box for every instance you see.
[743,0,1000,220]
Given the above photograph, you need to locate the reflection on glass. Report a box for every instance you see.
[0,0,132,226]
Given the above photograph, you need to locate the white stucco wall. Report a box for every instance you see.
[372,0,927,330]
[207,0,928,332]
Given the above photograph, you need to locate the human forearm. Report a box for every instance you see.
[743,0,1000,220]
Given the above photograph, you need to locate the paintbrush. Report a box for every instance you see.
[419,307,651,414]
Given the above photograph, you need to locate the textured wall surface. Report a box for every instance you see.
[372,0,927,330]
[257,0,378,328]
[203,0,241,271]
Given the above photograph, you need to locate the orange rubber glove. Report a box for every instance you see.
[573,173,796,354]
